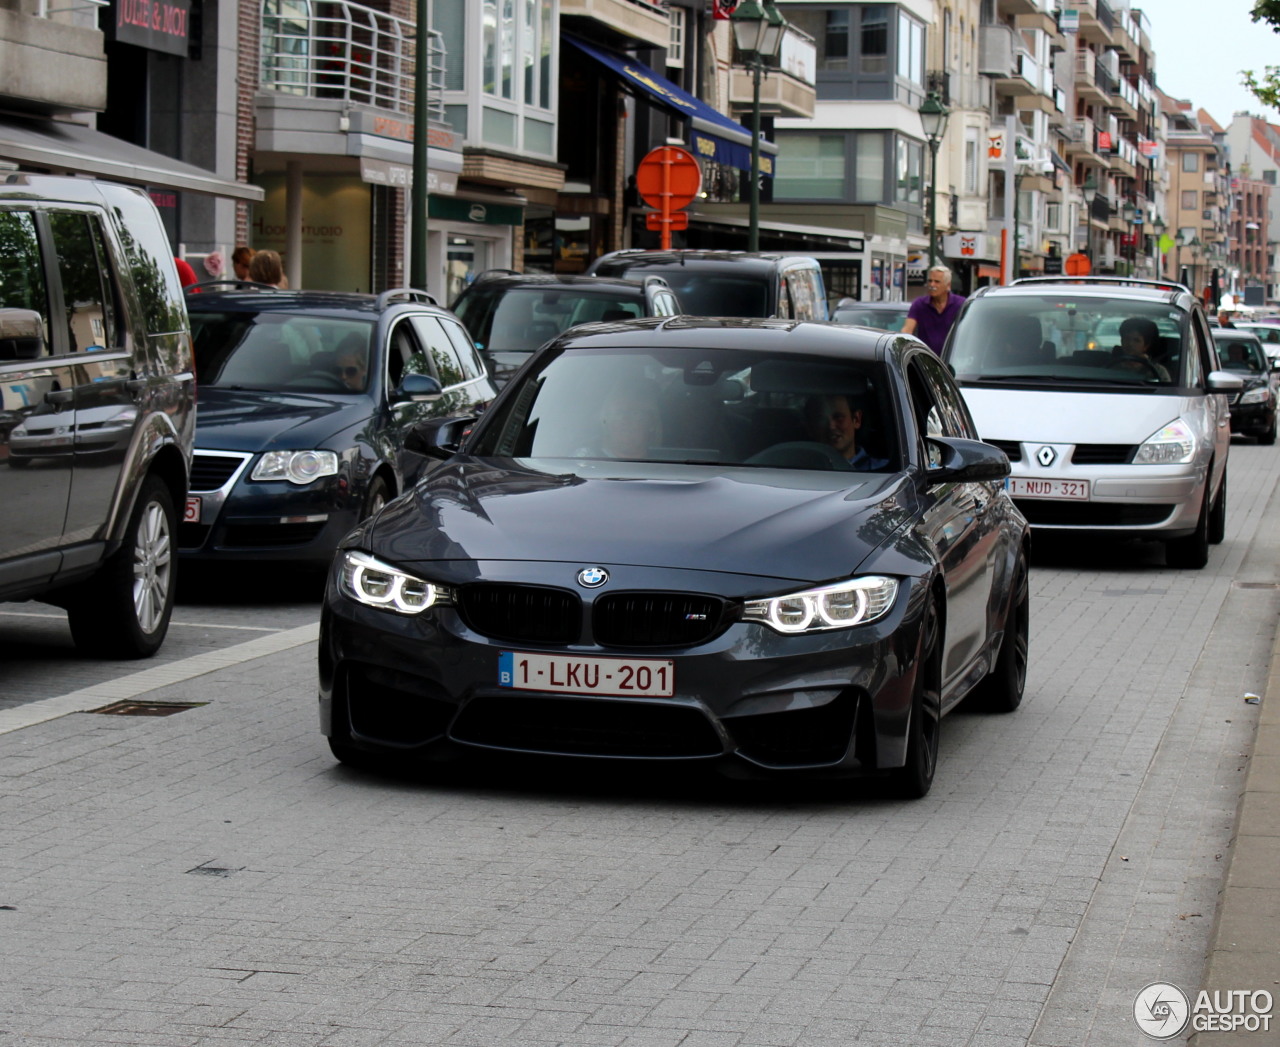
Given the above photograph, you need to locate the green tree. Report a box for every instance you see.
[1242,0,1280,111]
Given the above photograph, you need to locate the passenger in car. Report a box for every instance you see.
[597,383,662,459]
[804,393,889,471]
[1111,317,1170,381]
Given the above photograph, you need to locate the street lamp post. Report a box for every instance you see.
[410,0,431,290]
[1082,173,1098,268]
[1152,217,1166,280]
[731,0,787,252]
[918,93,950,268]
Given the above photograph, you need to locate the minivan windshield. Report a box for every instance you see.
[948,296,1188,386]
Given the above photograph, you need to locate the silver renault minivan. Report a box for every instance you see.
[943,277,1240,569]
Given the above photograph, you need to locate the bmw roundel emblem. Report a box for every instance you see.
[577,566,609,588]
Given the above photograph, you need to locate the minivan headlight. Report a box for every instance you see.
[742,576,898,634]
[251,450,339,484]
[1240,386,1271,404]
[1133,419,1196,464]
[338,551,454,615]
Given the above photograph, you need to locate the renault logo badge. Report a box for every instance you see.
[577,567,608,588]
[1036,446,1057,467]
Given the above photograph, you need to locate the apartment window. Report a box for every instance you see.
[963,127,979,195]
[1045,201,1062,232]
[1181,189,1198,209]
[897,10,924,87]
[668,7,686,68]
[856,132,886,200]
[1182,152,1200,173]
[479,0,552,109]
[773,131,888,202]
[861,5,888,73]
[895,137,922,206]
[824,9,850,70]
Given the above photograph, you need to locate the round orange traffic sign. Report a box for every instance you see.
[635,146,702,211]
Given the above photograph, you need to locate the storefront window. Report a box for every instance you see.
[447,237,493,304]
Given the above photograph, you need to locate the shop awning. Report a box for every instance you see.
[0,114,263,201]
[565,35,777,175]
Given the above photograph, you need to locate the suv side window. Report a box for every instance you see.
[48,211,120,353]
[440,317,483,380]
[915,351,975,439]
[0,211,50,359]
[409,314,467,388]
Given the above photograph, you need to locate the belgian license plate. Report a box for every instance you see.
[183,496,201,523]
[1010,478,1090,501]
[499,652,675,697]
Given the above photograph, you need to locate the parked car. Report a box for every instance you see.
[1233,321,1280,363]
[1211,327,1278,444]
[319,316,1030,798]
[587,250,830,321]
[450,271,683,387]
[182,287,496,568]
[0,174,194,657]
[943,276,1240,569]
[831,299,911,331]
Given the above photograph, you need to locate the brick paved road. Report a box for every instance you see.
[0,443,1275,1046]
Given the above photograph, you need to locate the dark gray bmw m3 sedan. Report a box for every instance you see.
[319,317,1031,797]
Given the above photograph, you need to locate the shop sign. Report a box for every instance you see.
[429,196,524,226]
[941,232,993,259]
[114,0,190,56]
[359,159,458,195]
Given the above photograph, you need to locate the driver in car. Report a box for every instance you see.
[1111,317,1170,381]
[804,393,889,471]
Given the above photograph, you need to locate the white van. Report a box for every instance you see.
[942,276,1240,569]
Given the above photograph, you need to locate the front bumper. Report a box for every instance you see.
[318,562,932,777]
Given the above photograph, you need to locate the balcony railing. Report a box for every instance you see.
[261,0,444,120]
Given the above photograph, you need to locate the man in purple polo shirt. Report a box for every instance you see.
[903,264,965,354]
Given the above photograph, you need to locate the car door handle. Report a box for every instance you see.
[44,388,73,406]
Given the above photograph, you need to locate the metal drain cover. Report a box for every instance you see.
[90,700,205,717]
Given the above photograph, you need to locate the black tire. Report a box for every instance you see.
[888,597,942,799]
[970,555,1029,713]
[361,475,391,521]
[1259,413,1277,446]
[1209,468,1227,545]
[67,477,177,658]
[1166,484,1210,569]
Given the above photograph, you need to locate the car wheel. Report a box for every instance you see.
[888,597,941,799]
[1208,468,1227,545]
[1166,483,1210,570]
[1260,413,1277,446]
[67,477,177,658]
[970,555,1029,713]
[361,475,391,521]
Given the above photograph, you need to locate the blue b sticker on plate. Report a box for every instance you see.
[498,651,514,687]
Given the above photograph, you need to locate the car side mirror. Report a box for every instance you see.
[404,415,477,460]
[393,372,443,403]
[0,308,46,361]
[1207,370,1245,393]
[925,436,1010,484]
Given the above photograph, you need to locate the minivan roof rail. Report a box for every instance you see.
[1010,275,1192,295]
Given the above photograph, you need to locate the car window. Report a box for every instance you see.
[48,211,120,353]
[915,351,975,439]
[652,291,681,316]
[638,273,772,317]
[191,311,375,392]
[948,295,1187,386]
[1216,337,1268,373]
[471,346,897,472]
[440,317,485,380]
[409,314,467,388]
[0,210,51,360]
[103,185,187,337]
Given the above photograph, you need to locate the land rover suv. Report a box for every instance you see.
[0,175,194,656]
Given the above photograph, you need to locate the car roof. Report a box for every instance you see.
[549,316,889,361]
[464,271,665,293]
[971,276,1197,310]
[593,250,820,272]
[835,301,909,311]
[1212,327,1263,341]
[185,287,450,319]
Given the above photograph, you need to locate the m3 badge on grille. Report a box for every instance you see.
[577,566,609,588]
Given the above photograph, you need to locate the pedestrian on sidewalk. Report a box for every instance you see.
[903,264,966,355]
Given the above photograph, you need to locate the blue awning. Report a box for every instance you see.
[565,35,776,176]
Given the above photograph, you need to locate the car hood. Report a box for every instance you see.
[195,387,367,451]
[372,457,911,584]
[959,386,1197,444]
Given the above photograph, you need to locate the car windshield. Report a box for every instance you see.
[833,307,909,331]
[469,289,647,353]
[190,312,376,393]
[1215,336,1269,373]
[638,273,771,317]
[948,296,1187,386]
[469,345,898,472]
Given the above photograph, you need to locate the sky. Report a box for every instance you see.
[1141,0,1280,126]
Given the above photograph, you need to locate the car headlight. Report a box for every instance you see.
[742,576,898,634]
[1133,419,1196,465]
[1240,386,1271,404]
[338,551,454,615]
[251,450,339,485]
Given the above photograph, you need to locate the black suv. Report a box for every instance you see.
[450,271,683,387]
[0,175,194,658]
[182,286,496,568]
